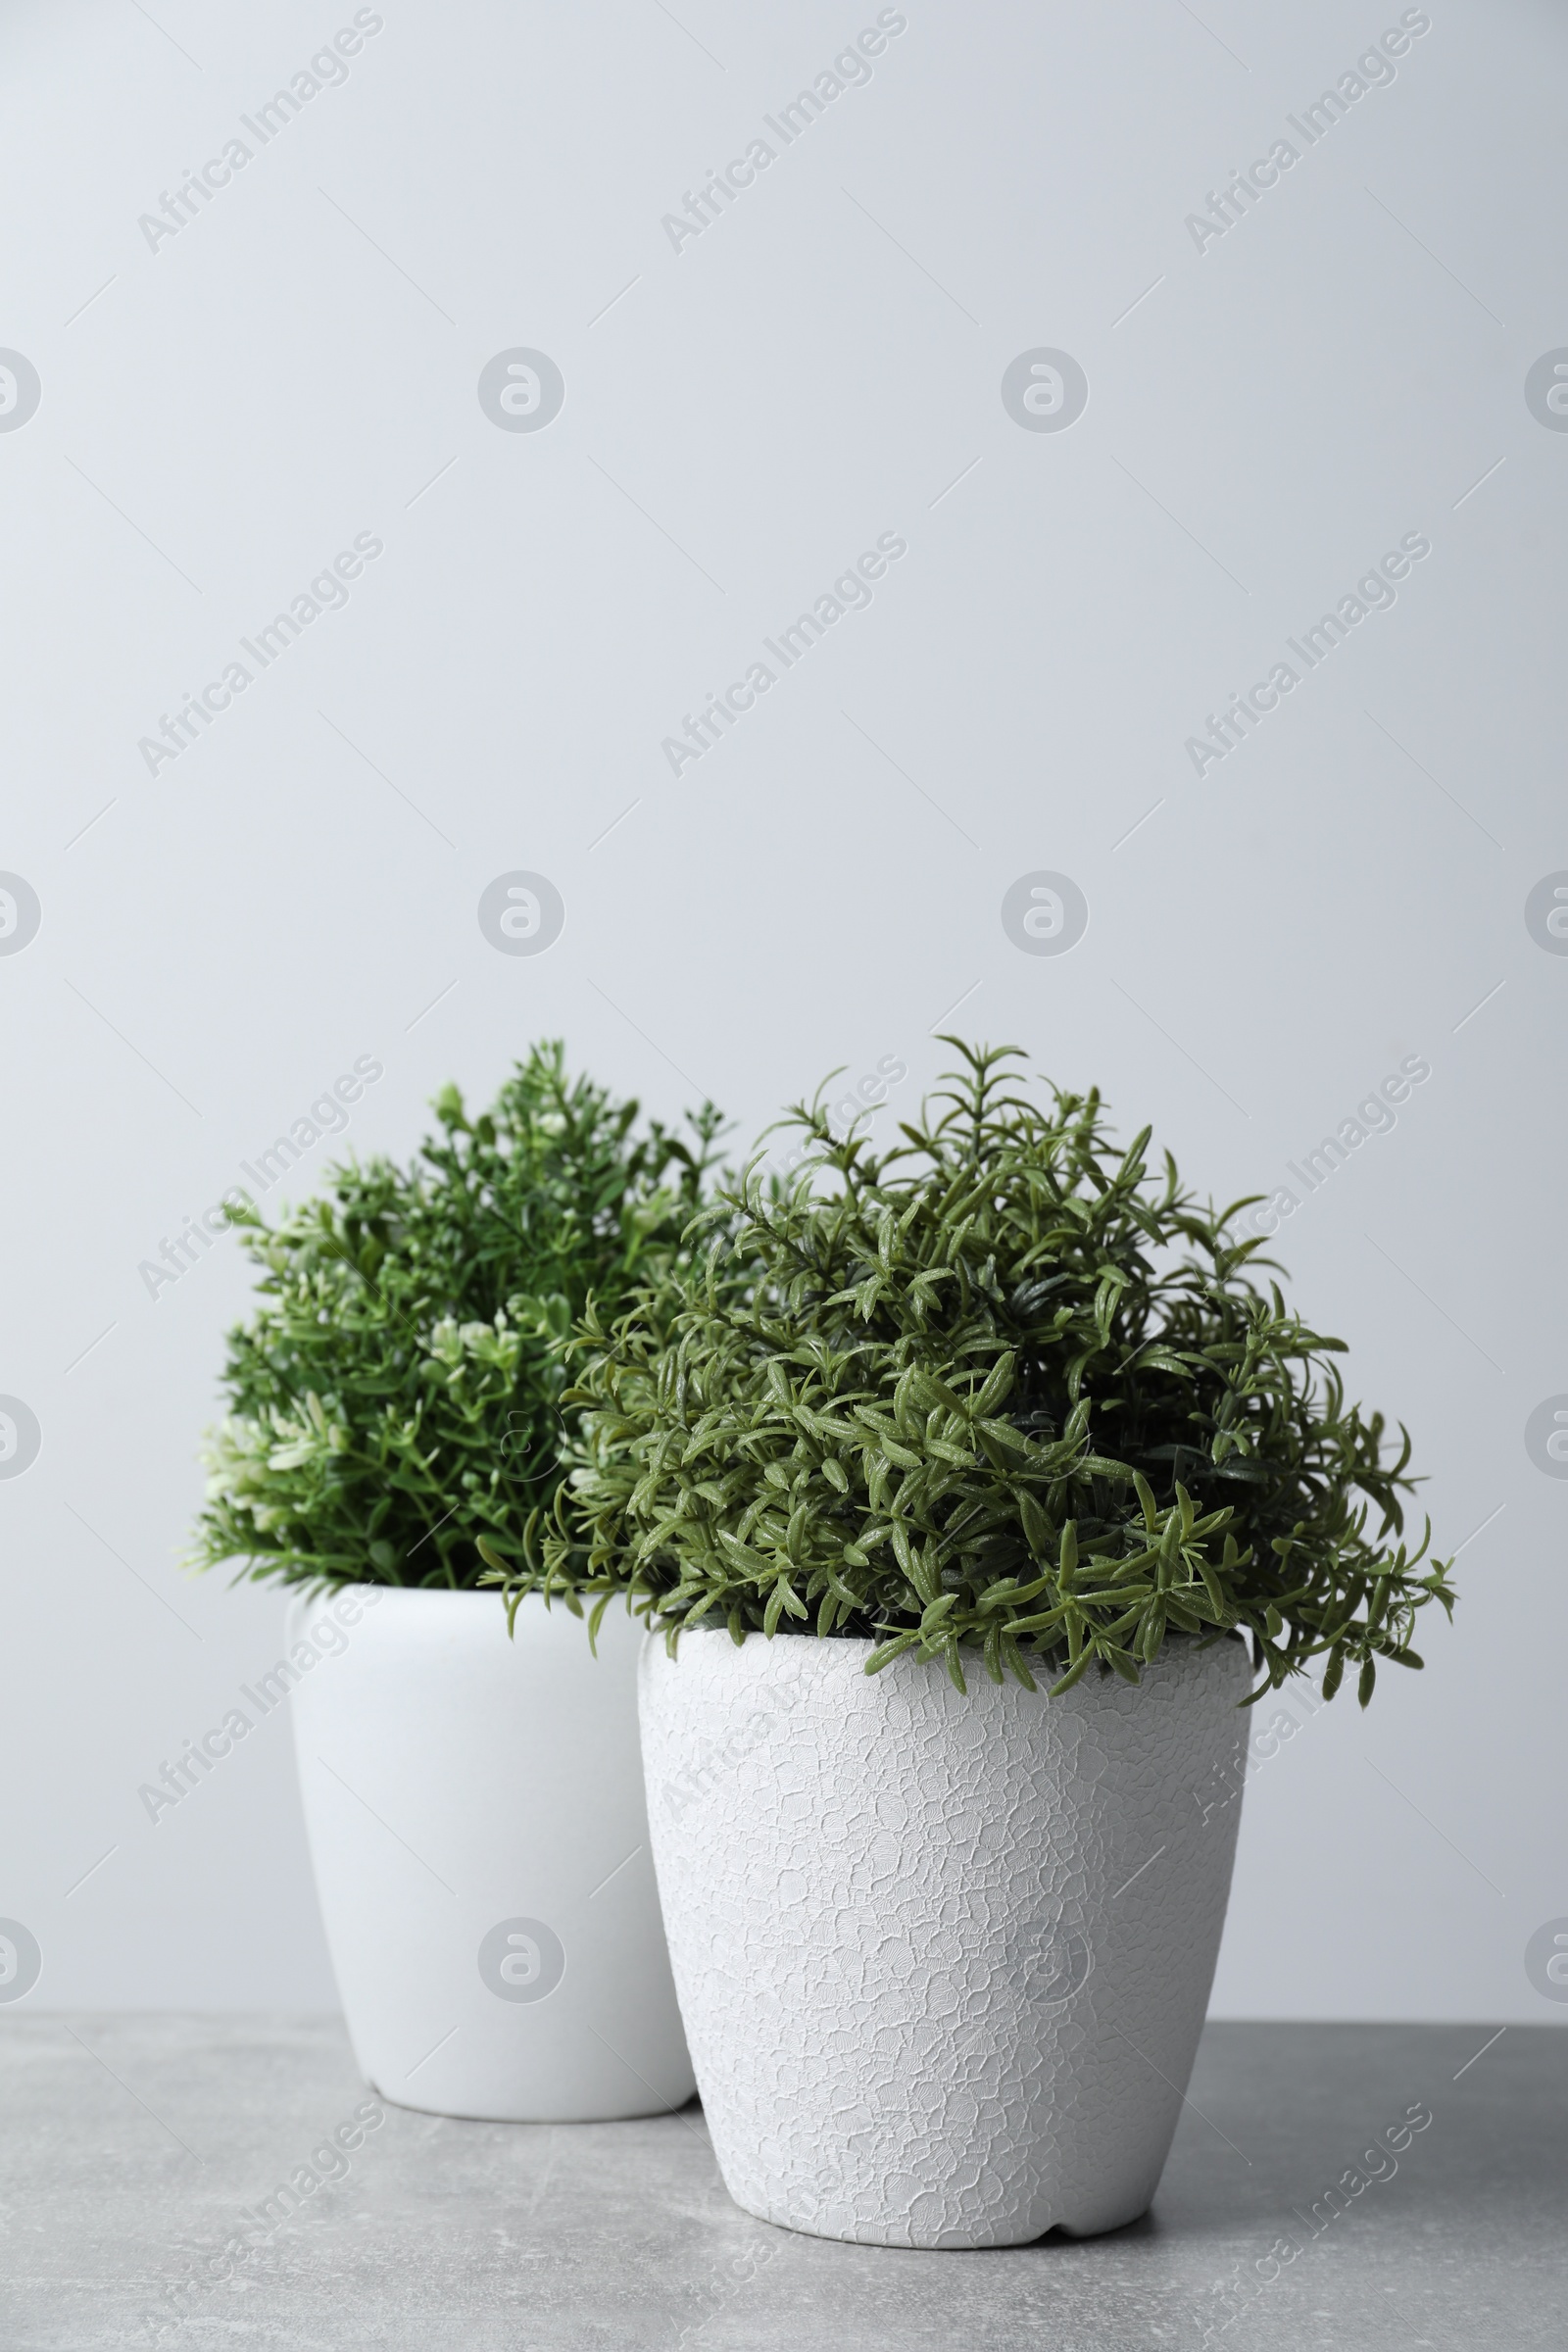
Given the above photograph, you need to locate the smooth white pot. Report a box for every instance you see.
[289,1587,694,2122]
[639,1629,1251,2246]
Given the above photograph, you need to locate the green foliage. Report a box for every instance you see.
[514,1043,1453,1704]
[188,1044,723,1592]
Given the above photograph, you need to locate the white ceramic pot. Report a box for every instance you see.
[639,1628,1251,2246]
[289,1587,694,2122]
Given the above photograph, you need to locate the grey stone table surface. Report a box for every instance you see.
[1,2018,1561,2351]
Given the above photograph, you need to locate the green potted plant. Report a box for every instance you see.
[188,1043,720,2123]
[505,1043,1453,2242]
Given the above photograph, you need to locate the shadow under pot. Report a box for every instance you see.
[639,1627,1251,2247]
[289,1586,694,2122]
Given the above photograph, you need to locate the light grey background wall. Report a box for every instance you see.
[1,0,1562,2023]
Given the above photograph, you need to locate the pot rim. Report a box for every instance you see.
[642,1621,1252,1668]
[639,1627,1250,1684]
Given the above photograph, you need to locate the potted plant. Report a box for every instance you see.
[188,1044,720,2123]
[511,1044,1453,2242]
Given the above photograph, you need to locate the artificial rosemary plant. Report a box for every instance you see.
[506,1042,1452,1700]
[189,1043,722,1590]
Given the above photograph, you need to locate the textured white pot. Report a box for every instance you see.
[289,1587,694,2122]
[640,1628,1251,2246]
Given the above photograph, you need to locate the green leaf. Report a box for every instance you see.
[1018,1489,1052,1558]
